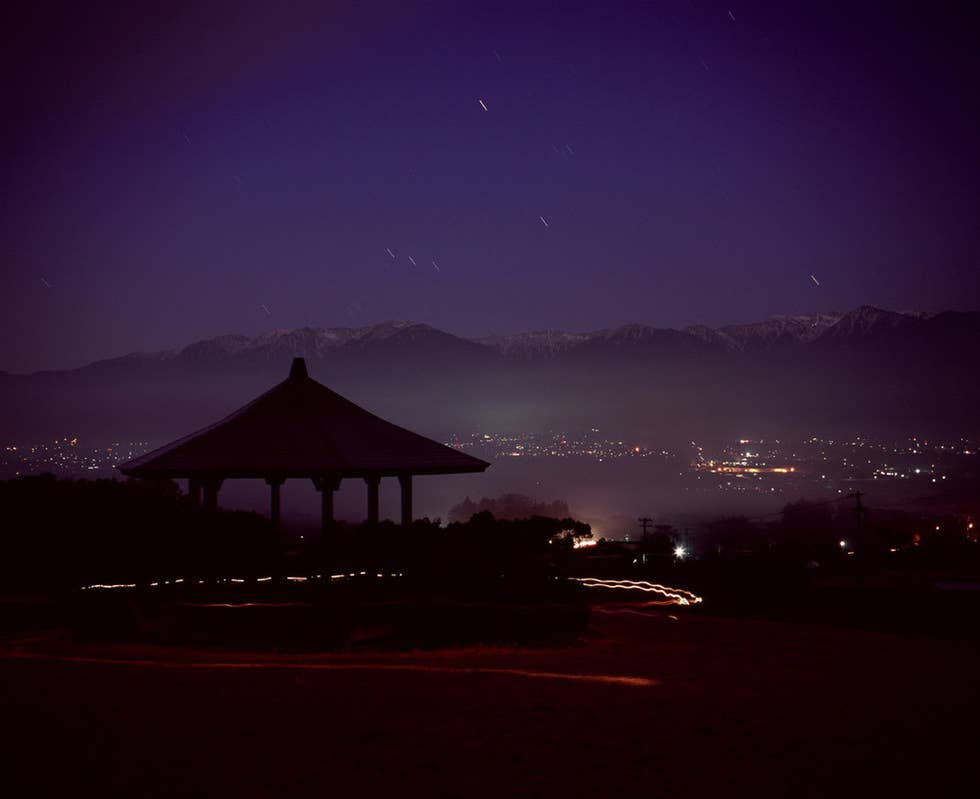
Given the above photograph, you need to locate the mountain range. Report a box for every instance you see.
[3,306,978,446]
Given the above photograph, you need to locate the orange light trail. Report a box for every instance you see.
[2,647,657,687]
[163,602,314,609]
[571,577,703,605]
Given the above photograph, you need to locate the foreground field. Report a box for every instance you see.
[2,604,977,798]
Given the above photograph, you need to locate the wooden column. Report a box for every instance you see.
[266,477,285,531]
[202,478,223,511]
[364,475,380,526]
[188,476,201,508]
[399,474,413,527]
[312,476,342,538]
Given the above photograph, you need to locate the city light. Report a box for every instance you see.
[673,545,686,559]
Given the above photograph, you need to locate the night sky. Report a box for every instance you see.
[2,1,978,373]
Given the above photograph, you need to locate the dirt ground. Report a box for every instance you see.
[2,604,978,798]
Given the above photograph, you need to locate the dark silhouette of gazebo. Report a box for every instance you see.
[118,358,489,532]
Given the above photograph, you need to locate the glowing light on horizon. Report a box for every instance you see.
[572,538,597,549]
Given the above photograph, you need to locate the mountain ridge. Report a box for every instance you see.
[3,305,978,445]
[22,305,974,377]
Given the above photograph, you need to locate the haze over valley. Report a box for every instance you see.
[4,305,977,534]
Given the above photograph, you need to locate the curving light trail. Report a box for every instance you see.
[570,577,703,606]
[79,574,703,607]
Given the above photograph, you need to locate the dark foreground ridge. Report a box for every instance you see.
[3,610,978,798]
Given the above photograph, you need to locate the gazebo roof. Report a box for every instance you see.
[118,358,489,479]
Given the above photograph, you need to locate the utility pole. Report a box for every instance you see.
[846,492,866,575]
[850,491,865,548]
[638,517,653,537]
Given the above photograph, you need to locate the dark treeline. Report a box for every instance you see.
[0,475,276,594]
[448,493,571,523]
[589,498,977,573]
[0,476,596,647]
[326,511,591,582]
[694,498,979,573]
[570,498,980,639]
[5,475,979,641]
[0,475,593,596]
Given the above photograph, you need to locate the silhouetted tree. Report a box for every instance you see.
[0,475,275,594]
[448,493,571,523]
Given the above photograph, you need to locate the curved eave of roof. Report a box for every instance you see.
[119,464,488,480]
[117,360,490,479]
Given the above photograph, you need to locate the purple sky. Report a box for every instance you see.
[2,1,978,372]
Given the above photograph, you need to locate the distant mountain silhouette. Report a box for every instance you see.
[2,307,978,446]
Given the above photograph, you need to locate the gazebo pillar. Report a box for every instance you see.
[365,475,380,526]
[188,476,201,508]
[399,474,413,526]
[312,476,342,538]
[202,478,223,511]
[266,477,285,531]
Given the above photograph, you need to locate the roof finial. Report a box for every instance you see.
[289,357,308,380]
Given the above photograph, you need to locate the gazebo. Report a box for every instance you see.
[118,358,489,532]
